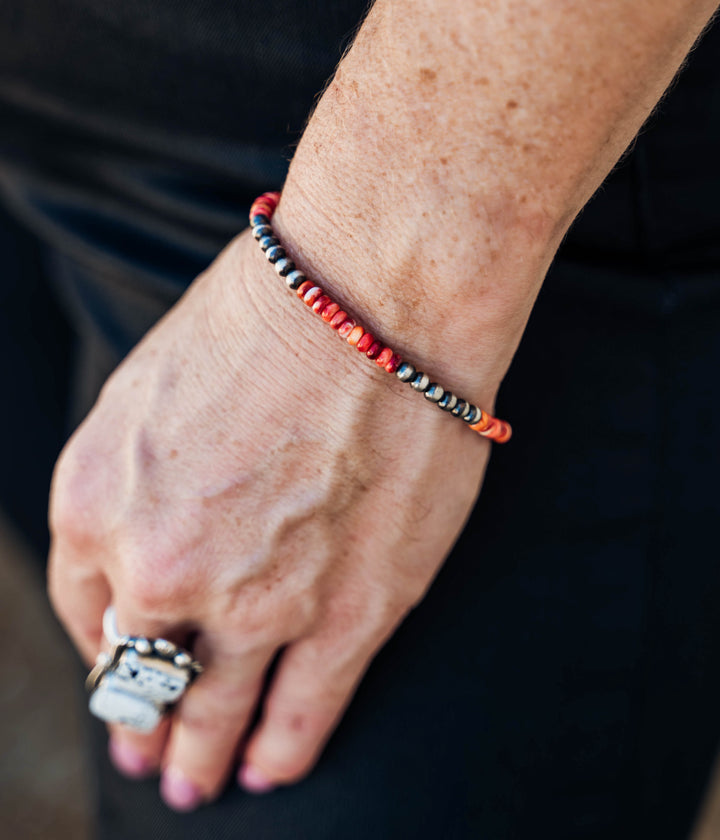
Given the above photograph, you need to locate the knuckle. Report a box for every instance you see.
[49,445,102,547]
[180,704,240,735]
[323,587,407,651]
[201,676,259,711]
[119,538,198,615]
[122,567,178,614]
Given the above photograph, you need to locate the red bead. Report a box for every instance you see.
[376,347,393,367]
[254,194,278,214]
[330,311,348,330]
[366,341,382,359]
[494,421,513,443]
[347,325,365,346]
[251,202,274,218]
[321,303,340,322]
[385,353,402,373]
[356,333,374,353]
[303,286,323,306]
[338,319,356,339]
[296,280,314,299]
[312,295,332,314]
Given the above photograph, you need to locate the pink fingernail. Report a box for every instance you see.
[160,767,204,812]
[238,764,276,794]
[108,738,155,779]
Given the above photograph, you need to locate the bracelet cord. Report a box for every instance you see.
[249,192,512,444]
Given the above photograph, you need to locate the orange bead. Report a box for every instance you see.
[469,411,492,433]
[347,325,365,346]
[303,286,323,306]
[338,319,356,339]
[296,280,314,299]
[312,295,332,314]
[480,419,500,438]
[321,303,341,322]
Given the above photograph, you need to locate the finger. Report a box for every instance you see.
[239,632,377,793]
[47,542,111,665]
[159,635,277,812]
[104,602,191,780]
[107,718,171,779]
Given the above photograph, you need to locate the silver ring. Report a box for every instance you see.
[86,606,202,733]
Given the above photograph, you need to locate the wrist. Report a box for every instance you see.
[272,168,553,405]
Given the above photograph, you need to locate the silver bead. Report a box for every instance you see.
[438,392,458,412]
[253,224,273,241]
[464,405,483,424]
[259,235,279,252]
[133,638,153,656]
[285,270,305,290]
[451,400,471,419]
[396,363,416,382]
[174,651,192,669]
[274,257,294,277]
[424,384,444,402]
[410,372,430,392]
[153,639,176,657]
[265,245,286,263]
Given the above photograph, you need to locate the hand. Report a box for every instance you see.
[48,229,491,810]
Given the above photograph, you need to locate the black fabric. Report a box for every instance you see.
[0,3,719,838]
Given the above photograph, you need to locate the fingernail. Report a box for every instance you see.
[238,764,276,794]
[160,767,204,812]
[108,737,155,779]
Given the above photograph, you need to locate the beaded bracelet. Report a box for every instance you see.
[249,192,512,443]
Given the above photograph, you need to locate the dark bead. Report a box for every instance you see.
[396,363,416,382]
[259,235,280,252]
[253,224,273,240]
[438,392,458,412]
[451,400,469,419]
[410,372,430,392]
[464,405,482,423]
[424,384,444,402]
[285,270,306,290]
[274,257,295,277]
[266,245,286,263]
[251,214,269,227]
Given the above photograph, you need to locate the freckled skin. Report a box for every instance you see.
[277,0,714,395]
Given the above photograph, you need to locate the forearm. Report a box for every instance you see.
[270,0,717,403]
